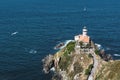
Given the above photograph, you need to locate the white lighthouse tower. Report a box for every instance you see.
[82,26,87,36]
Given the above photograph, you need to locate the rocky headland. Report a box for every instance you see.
[42,27,119,80]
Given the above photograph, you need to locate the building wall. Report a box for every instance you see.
[74,35,79,41]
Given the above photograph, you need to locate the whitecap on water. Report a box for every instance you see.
[11,31,18,36]
[114,54,120,57]
[29,49,37,54]
[24,48,38,54]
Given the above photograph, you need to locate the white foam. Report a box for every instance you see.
[29,49,37,54]
[11,31,18,36]
[50,67,55,71]
[60,40,75,49]
[95,43,102,50]
[114,54,120,57]
[54,40,75,50]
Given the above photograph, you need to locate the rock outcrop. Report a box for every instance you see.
[42,41,119,80]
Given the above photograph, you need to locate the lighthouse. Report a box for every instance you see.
[74,26,90,43]
[83,26,87,36]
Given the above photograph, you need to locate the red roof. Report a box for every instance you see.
[79,35,90,43]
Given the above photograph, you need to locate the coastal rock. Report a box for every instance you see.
[42,54,54,73]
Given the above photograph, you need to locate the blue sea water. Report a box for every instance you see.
[0,0,120,80]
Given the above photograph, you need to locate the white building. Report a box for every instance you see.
[74,26,90,43]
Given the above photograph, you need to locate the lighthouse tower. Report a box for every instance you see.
[82,26,87,36]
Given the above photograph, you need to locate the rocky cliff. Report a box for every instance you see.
[42,41,119,80]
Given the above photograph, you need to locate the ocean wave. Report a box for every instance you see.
[29,49,37,54]
[25,48,37,54]
[11,31,18,36]
[95,44,112,51]
[114,54,120,57]
[54,40,74,50]
[60,40,75,49]
[95,43,103,50]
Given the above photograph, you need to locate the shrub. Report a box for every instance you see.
[89,64,93,69]
[85,69,90,75]
[66,42,75,53]
[79,41,83,46]
[95,49,99,55]
[88,54,93,58]
[85,64,93,75]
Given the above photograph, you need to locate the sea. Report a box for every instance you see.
[0,0,120,80]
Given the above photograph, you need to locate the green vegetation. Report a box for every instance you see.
[79,41,83,46]
[64,42,75,56]
[66,42,75,53]
[88,54,93,58]
[95,49,100,55]
[58,55,71,70]
[85,69,91,75]
[57,41,94,79]
[89,64,93,69]
[74,62,83,74]
[85,64,93,75]
[58,42,75,71]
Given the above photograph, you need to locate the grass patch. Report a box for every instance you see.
[58,55,71,71]
[85,64,93,75]
[96,61,120,80]
[85,69,91,75]
[58,42,75,71]
[74,62,83,75]
[66,42,75,54]
[95,49,100,55]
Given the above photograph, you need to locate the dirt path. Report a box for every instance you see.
[88,50,98,80]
